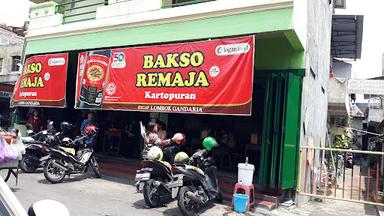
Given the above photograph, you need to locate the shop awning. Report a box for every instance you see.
[331,15,364,60]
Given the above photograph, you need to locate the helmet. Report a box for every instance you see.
[172,133,185,145]
[174,152,189,164]
[60,121,73,132]
[147,146,163,161]
[202,136,218,151]
[28,199,70,216]
[85,125,97,135]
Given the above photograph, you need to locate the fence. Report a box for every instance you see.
[298,146,384,206]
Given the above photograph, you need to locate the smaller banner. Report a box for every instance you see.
[11,53,69,107]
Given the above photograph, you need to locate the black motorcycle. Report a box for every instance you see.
[135,143,182,192]
[137,159,183,207]
[19,122,59,173]
[176,149,222,216]
[43,129,101,184]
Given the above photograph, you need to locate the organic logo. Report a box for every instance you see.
[215,43,250,56]
[48,58,66,66]
[86,65,104,82]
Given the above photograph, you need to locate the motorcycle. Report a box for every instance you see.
[175,149,222,216]
[43,126,101,184]
[136,132,184,191]
[137,158,184,207]
[19,122,59,173]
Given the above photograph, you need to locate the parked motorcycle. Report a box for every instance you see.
[176,137,222,216]
[135,133,185,193]
[19,122,59,173]
[43,125,101,184]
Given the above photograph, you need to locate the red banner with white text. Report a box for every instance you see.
[75,36,254,115]
[11,53,69,107]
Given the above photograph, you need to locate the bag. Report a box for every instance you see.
[0,139,5,163]
[3,142,18,162]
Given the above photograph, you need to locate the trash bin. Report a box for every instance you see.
[233,193,248,213]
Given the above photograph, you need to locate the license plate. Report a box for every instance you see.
[135,172,150,181]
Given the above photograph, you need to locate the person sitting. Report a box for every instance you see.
[142,122,176,160]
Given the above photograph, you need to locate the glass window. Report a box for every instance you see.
[0,58,3,73]
[11,56,21,72]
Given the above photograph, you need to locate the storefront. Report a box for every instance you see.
[16,5,306,191]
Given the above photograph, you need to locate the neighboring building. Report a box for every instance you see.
[328,14,363,138]
[22,0,336,205]
[0,25,25,128]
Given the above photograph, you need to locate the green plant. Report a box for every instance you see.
[332,134,350,149]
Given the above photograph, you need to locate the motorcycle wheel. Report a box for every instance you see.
[143,179,162,208]
[89,156,101,178]
[20,154,39,173]
[177,186,199,216]
[43,159,66,184]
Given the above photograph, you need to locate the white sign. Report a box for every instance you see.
[348,79,384,95]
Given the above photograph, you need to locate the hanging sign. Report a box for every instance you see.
[75,36,255,115]
[348,79,384,95]
[11,53,69,107]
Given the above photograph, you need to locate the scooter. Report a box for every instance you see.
[137,158,184,207]
[43,126,101,184]
[136,132,184,192]
[175,149,222,216]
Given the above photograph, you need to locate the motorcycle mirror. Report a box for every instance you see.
[55,132,61,136]
[42,130,48,135]
[62,137,70,142]
[28,199,70,216]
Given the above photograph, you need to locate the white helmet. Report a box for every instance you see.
[28,200,70,216]
[147,146,163,161]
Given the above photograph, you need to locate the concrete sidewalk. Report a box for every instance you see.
[271,199,378,216]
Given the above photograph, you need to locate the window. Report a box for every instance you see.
[11,56,21,72]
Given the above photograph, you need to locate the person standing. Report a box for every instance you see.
[28,110,44,133]
[80,111,97,145]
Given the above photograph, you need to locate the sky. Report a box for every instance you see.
[0,0,32,27]
[336,0,384,79]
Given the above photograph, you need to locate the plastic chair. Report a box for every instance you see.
[231,182,255,211]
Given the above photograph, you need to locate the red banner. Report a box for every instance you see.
[75,36,254,115]
[11,53,69,107]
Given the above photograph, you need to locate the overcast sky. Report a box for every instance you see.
[336,0,384,79]
[0,0,31,27]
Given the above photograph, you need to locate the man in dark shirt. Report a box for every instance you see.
[80,111,97,145]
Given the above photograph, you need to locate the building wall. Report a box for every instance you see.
[333,60,352,78]
[0,28,24,84]
[297,0,333,198]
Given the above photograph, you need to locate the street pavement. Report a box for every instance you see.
[1,170,380,216]
[3,170,257,216]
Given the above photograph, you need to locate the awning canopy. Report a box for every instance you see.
[331,15,364,60]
